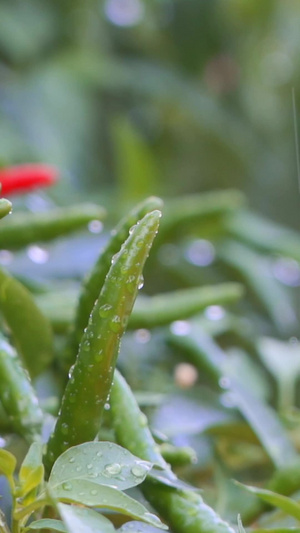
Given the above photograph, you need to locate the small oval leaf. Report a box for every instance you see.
[49,442,152,491]
[51,479,167,529]
[58,503,116,533]
[25,519,67,532]
[0,448,16,490]
[19,442,44,496]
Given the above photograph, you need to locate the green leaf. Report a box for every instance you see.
[0,448,16,490]
[58,503,116,533]
[48,442,152,491]
[19,441,44,496]
[236,483,300,521]
[25,519,67,532]
[51,479,167,529]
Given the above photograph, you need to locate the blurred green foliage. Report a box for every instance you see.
[1,0,300,224]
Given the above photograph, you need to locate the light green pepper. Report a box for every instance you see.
[44,210,161,472]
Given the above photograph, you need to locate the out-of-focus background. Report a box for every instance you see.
[1,0,300,226]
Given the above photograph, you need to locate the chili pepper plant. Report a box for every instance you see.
[0,171,300,532]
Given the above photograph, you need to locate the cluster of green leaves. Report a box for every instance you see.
[0,189,300,533]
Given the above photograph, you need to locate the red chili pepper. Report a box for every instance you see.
[0,164,59,196]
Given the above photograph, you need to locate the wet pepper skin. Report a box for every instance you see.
[44,210,161,473]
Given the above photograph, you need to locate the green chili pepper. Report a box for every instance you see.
[129,283,243,329]
[110,369,235,533]
[0,267,53,377]
[144,484,236,533]
[225,210,300,263]
[159,443,197,468]
[111,369,169,469]
[159,190,245,241]
[0,203,106,249]
[0,334,43,442]
[66,196,163,368]
[217,240,297,335]
[0,198,12,220]
[44,209,161,472]
[35,282,243,337]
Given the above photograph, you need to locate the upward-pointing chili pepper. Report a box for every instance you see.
[44,209,161,473]
[0,164,58,196]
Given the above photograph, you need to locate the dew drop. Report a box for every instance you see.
[129,224,136,235]
[110,315,122,333]
[82,340,90,352]
[144,512,161,525]
[90,489,98,496]
[104,463,122,475]
[62,482,72,491]
[68,364,75,379]
[61,423,69,435]
[131,464,149,477]
[99,303,113,318]
[138,275,144,290]
[69,456,75,463]
[87,463,93,469]
[94,349,103,363]
[111,252,118,264]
